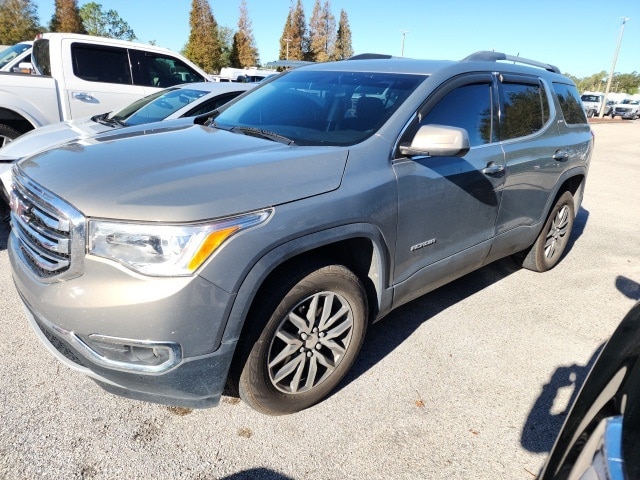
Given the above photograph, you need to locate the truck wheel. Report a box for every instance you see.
[237,263,368,415]
[0,124,21,147]
[519,191,575,272]
[587,110,594,118]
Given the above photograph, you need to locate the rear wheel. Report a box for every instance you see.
[518,191,575,272]
[0,124,20,148]
[236,263,368,415]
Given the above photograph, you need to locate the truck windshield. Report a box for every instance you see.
[213,69,425,146]
[0,43,31,69]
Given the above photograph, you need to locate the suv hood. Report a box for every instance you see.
[17,124,348,222]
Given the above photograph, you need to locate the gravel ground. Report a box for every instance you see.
[0,121,638,480]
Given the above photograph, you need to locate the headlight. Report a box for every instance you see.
[88,209,272,276]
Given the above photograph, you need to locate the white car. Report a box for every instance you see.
[611,98,640,120]
[0,81,255,219]
[0,41,32,72]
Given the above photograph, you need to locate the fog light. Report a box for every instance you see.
[73,334,182,374]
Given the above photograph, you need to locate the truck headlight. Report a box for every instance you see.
[88,209,272,276]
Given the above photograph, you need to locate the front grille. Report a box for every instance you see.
[10,166,85,282]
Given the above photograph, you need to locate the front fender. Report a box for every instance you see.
[219,222,394,346]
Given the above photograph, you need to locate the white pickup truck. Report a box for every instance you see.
[0,33,210,144]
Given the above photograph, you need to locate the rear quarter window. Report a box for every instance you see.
[553,82,588,125]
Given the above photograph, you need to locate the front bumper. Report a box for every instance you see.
[9,230,239,408]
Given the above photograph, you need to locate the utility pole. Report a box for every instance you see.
[400,30,408,58]
[284,38,292,60]
[599,17,629,119]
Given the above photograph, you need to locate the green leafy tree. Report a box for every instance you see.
[308,0,335,62]
[0,0,41,44]
[229,0,258,67]
[183,0,222,73]
[331,9,353,60]
[218,26,233,68]
[79,2,136,41]
[279,0,306,61]
[49,0,85,34]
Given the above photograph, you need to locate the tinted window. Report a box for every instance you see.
[184,92,243,117]
[71,43,132,84]
[136,53,205,88]
[500,81,549,140]
[420,83,494,147]
[553,83,588,125]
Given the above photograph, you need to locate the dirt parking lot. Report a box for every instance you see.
[0,121,638,479]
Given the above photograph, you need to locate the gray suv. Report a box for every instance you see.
[8,51,593,415]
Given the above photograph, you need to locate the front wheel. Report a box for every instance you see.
[236,263,368,415]
[518,191,575,272]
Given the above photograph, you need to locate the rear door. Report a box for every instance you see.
[61,40,147,119]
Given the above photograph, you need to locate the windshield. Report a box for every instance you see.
[621,99,639,105]
[213,69,425,146]
[0,43,31,69]
[110,87,210,126]
[580,95,601,102]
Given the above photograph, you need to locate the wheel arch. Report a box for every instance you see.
[221,223,394,349]
[0,107,37,136]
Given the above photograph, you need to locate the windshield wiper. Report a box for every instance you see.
[229,126,295,145]
[92,113,127,128]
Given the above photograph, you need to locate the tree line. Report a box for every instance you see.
[0,0,354,73]
[1,0,637,92]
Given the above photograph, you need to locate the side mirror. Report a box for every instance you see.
[399,124,470,157]
[12,62,34,74]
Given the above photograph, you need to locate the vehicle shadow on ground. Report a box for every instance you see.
[220,468,294,480]
[343,206,589,383]
[616,275,640,300]
[335,206,590,447]
[520,344,603,453]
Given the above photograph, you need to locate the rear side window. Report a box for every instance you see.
[499,78,550,140]
[554,83,588,125]
[71,43,133,85]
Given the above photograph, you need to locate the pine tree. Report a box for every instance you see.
[0,0,41,44]
[279,0,306,61]
[49,0,85,34]
[332,9,353,60]
[183,0,222,73]
[229,0,258,68]
[308,0,335,63]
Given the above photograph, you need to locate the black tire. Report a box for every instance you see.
[235,263,368,415]
[519,191,575,272]
[0,124,21,148]
[587,110,594,118]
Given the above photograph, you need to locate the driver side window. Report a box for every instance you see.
[420,83,495,147]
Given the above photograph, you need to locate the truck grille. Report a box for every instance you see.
[10,167,85,282]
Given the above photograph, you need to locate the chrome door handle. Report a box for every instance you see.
[553,150,569,161]
[72,92,95,102]
[482,162,505,175]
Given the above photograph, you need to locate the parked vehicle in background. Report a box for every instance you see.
[580,93,606,118]
[0,82,254,219]
[0,41,32,72]
[0,33,210,144]
[8,51,592,415]
[540,301,640,479]
[611,98,640,119]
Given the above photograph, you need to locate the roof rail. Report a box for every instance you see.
[462,51,560,74]
[348,53,394,60]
